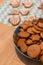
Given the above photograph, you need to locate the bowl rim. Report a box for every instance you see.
[12,26,40,62]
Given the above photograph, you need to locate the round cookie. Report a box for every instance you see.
[20,23,29,30]
[27,44,41,58]
[20,20,33,30]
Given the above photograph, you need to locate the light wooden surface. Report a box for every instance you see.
[0,0,4,5]
[0,22,43,65]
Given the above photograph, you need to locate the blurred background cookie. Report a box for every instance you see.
[28,15,36,21]
[9,0,20,7]
[8,15,20,26]
[9,9,19,15]
[20,9,29,16]
[22,0,33,8]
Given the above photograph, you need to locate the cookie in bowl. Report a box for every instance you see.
[13,18,43,63]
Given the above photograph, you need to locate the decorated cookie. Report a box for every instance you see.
[8,15,20,26]
[9,9,19,15]
[22,0,33,8]
[9,0,20,7]
[20,9,29,16]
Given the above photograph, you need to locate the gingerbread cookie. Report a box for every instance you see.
[17,39,26,47]
[26,39,33,45]
[30,34,40,41]
[18,31,30,38]
[24,20,33,27]
[18,40,27,53]
[13,18,43,63]
[23,20,32,26]
[20,23,29,30]
[27,44,41,58]
[20,20,33,30]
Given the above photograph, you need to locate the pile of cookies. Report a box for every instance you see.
[14,18,43,63]
[9,0,34,26]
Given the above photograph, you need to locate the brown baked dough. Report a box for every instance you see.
[27,44,41,58]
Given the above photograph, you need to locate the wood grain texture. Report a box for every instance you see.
[0,22,43,65]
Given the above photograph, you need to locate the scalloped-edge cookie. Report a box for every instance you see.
[8,15,20,26]
[9,0,20,7]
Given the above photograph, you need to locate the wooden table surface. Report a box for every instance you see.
[0,0,4,5]
[0,22,43,65]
